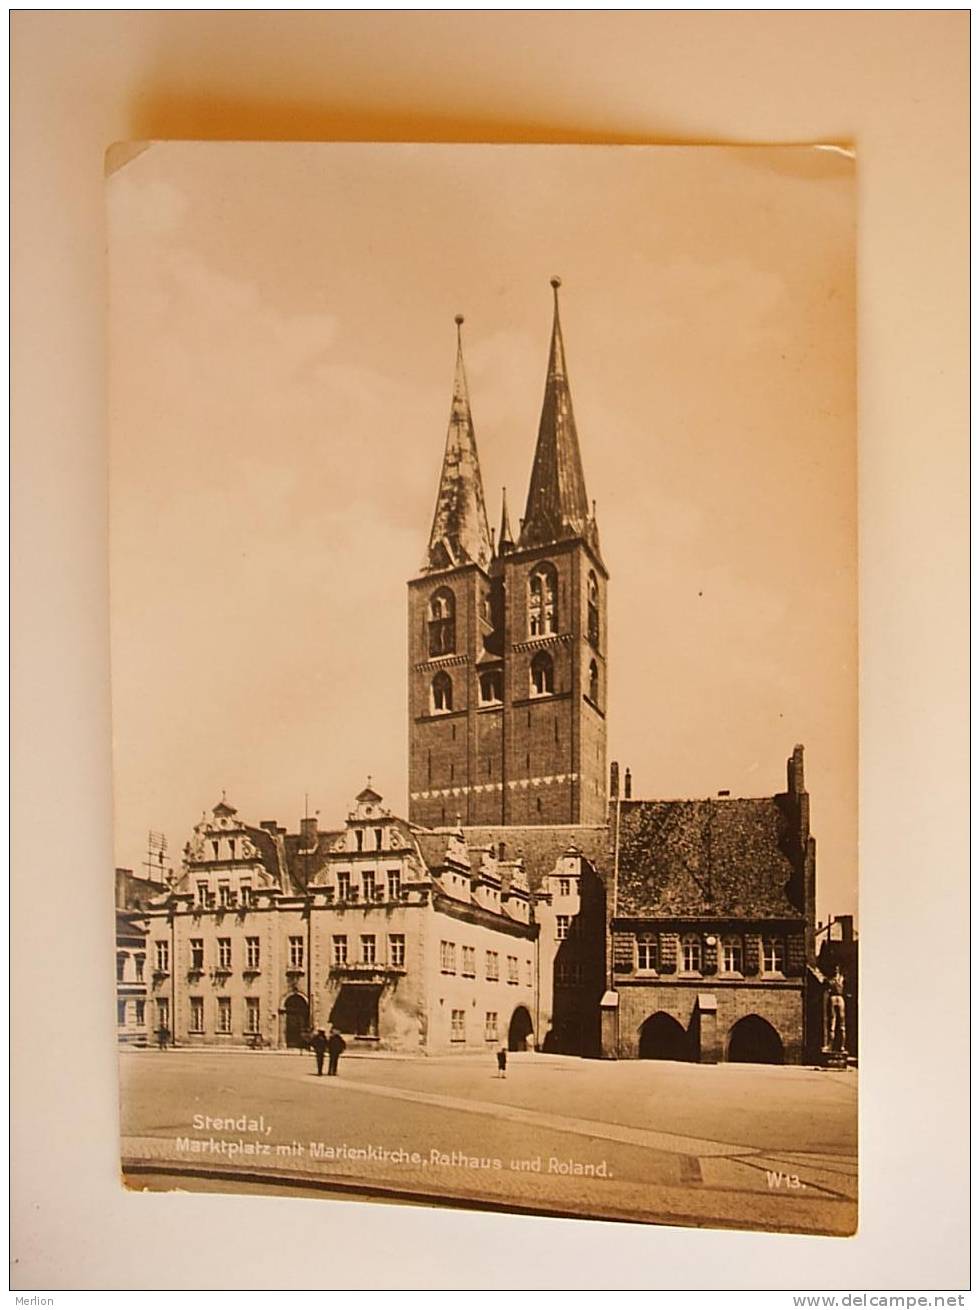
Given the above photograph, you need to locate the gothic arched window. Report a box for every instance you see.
[428,588,455,657]
[479,670,503,704]
[431,671,453,713]
[680,934,702,973]
[528,564,557,637]
[587,571,600,649]
[721,935,744,974]
[588,658,599,705]
[530,651,554,697]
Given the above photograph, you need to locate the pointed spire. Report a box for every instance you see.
[520,278,597,551]
[498,486,514,555]
[424,315,492,572]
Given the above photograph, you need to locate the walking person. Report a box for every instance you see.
[496,1047,507,1079]
[157,1024,170,1052]
[326,1027,346,1076]
[310,1028,328,1076]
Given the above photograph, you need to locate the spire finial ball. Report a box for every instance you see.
[454,314,464,326]
[550,276,562,290]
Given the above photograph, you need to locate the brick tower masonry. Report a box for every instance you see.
[408,283,608,828]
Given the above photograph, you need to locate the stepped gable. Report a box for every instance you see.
[456,825,612,891]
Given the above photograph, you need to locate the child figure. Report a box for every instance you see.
[496,1047,507,1079]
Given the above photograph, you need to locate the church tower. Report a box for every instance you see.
[499,278,608,824]
[408,285,608,829]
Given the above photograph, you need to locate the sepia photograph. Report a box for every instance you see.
[107,141,857,1237]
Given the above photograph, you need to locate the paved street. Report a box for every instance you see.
[119,1049,857,1235]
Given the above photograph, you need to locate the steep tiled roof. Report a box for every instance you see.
[615,797,804,919]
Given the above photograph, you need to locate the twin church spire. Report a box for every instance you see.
[424,282,598,574]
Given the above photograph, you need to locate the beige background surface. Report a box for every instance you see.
[11,11,968,1291]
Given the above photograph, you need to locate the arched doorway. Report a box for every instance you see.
[638,1012,691,1061]
[283,993,310,1048]
[727,1015,784,1065]
[508,1006,534,1052]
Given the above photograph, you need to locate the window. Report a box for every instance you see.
[190,939,204,970]
[239,879,251,906]
[117,1000,127,1026]
[116,953,127,982]
[507,955,519,985]
[134,954,145,982]
[587,571,600,649]
[135,1000,145,1026]
[362,871,375,901]
[485,1012,498,1041]
[211,840,219,861]
[557,877,571,897]
[556,915,571,941]
[337,871,351,900]
[189,997,204,1033]
[361,935,376,965]
[440,940,456,973]
[197,881,209,907]
[245,997,260,1034]
[525,959,533,987]
[387,869,401,900]
[530,651,555,697]
[217,938,232,970]
[374,828,383,851]
[228,838,236,859]
[389,934,405,968]
[721,936,743,974]
[450,1009,466,1042]
[528,564,557,636]
[556,959,584,985]
[155,941,170,973]
[288,936,304,969]
[588,659,600,705]
[461,946,476,977]
[762,937,786,974]
[431,671,453,713]
[355,830,364,852]
[636,936,657,971]
[218,882,233,908]
[428,588,456,656]
[479,670,503,704]
[332,935,348,966]
[245,937,260,970]
[156,998,169,1029]
[680,934,702,973]
[217,997,232,1034]
[485,950,499,981]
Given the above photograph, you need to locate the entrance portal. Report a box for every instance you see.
[638,1012,691,1061]
[283,993,309,1048]
[727,1014,784,1065]
[330,984,381,1039]
[508,1006,534,1052]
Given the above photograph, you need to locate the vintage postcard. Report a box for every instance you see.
[108,142,857,1235]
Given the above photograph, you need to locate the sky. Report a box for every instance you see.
[107,142,856,919]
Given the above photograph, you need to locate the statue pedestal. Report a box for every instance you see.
[821,1047,849,1070]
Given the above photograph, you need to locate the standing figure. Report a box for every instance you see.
[327,1027,347,1076]
[496,1047,508,1079]
[157,1025,170,1051]
[310,1028,328,1076]
[826,966,847,1052]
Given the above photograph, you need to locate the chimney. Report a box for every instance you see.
[624,768,632,800]
[497,841,506,861]
[610,761,620,799]
[787,744,806,795]
[717,789,730,798]
[115,868,133,909]
[260,820,279,833]
[299,816,318,849]
[837,914,854,945]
